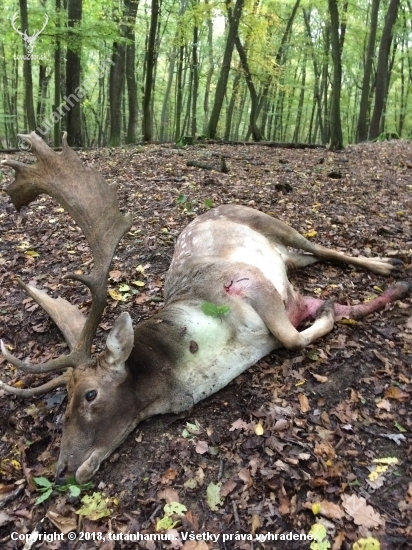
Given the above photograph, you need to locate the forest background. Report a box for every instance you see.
[0,0,410,151]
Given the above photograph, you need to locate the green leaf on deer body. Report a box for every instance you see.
[201,302,231,318]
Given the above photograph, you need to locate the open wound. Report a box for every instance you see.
[224,278,250,296]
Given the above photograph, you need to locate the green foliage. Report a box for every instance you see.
[176,194,193,212]
[176,194,188,204]
[371,132,399,142]
[201,302,231,318]
[33,476,93,506]
[76,492,112,520]
[156,502,187,531]
[0,0,411,148]
[182,421,201,438]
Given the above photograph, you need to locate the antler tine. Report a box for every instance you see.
[0,340,86,374]
[1,132,133,379]
[0,279,88,375]
[0,371,70,397]
[16,278,86,351]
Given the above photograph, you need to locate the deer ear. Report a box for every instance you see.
[103,312,134,367]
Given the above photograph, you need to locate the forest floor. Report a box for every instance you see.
[0,139,411,550]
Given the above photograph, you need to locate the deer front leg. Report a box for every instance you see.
[225,273,335,350]
[251,288,335,350]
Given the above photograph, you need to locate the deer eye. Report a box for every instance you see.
[85,390,97,402]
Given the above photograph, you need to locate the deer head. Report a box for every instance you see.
[11,13,49,54]
[0,132,134,483]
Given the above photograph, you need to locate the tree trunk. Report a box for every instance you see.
[36,64,51,121]
[18,0,36,131]
[54,0,62,145]
[0,43,17,145]
[124,0,139,143]
[207,0,244,139]
[357,0,380,142]
[174,43,184,141]
[234,35,262,141]
[203,2,214,135]
[303,9,324,143]
[368,0,400,140]
[160,48,176,141]
[224,69,241,140]
[109,40,126,145]
[66,0,83,146]
[293,57,307,143]
[321,25,330,143]
[397,15,408,137]
[182,47,192,137]
[234,83,247,140]
[328,0,343,151]
[257,0,301,131]
[142,0,160,142]
[97,51,106,146]
[191,22,199,137]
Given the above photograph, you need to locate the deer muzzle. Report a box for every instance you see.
[55,450,102,485]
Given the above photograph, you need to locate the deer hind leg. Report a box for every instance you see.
[261,214,400,276]
[292,239,402,276]
[262,218,401,276]
[279,249,319,269]
[215,205,401,276]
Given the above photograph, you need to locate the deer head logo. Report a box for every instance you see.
[11,12,49,54]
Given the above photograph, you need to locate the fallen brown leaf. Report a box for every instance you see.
[303,499,344,519]
[157,487,180,503]
[311,372,328,383]
[195,440,209,454]
[384,387,409,401]
[341,494,384,528]
[220,479,237,497]
[46,509,77,534]
[238,468,253,488]
[298,393,310,413]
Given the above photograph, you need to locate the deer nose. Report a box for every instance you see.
[55,462,68,485]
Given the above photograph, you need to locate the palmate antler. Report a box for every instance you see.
[0,132,133,396]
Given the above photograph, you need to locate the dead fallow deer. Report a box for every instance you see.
[0,133,409,485]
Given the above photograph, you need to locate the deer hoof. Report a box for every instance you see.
[316,299,336,322]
